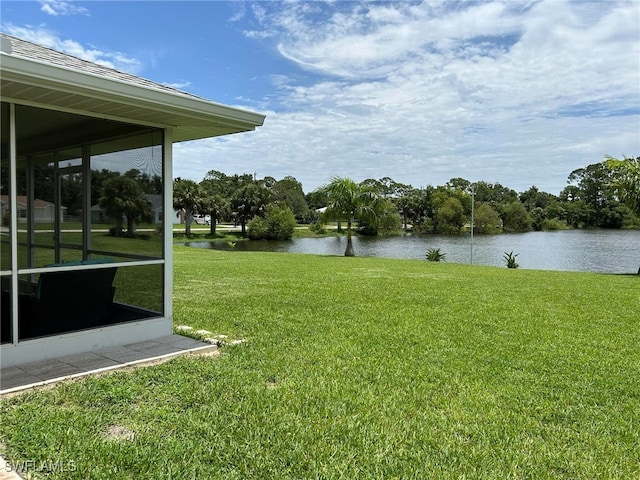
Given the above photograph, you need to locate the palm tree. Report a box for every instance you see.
[98,176,152,237]
[173,178,203,237]
[317,177,379,256]
[200,193,227,236]
[230,183,271,235]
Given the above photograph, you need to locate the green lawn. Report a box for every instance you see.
[1,247,639,479]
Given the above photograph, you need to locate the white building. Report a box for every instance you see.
[0,33,265,367]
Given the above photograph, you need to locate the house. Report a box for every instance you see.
[89,195,163,225]
[146,194,164,224]
[0,195,65,223]
[0,33,265,367]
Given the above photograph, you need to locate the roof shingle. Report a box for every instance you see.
[1,33,205,102]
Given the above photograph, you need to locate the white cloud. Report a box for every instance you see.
[5,1,637,195]
[39,1,89,16]
[163,80,192,90]
[228,2,247,23]
[2,24,143,74]
[200,0,639,194]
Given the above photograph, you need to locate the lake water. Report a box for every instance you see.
[184,229,640,274]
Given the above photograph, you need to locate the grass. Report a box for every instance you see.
[1,247,639,479]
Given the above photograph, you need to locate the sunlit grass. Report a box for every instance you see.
[1,247,639,479]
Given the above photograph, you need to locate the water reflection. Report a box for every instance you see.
[184,229,640,274]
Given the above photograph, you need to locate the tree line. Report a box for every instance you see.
[12,156,633,243]
[173,157,639,243]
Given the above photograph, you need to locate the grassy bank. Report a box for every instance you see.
[1,248,639,479]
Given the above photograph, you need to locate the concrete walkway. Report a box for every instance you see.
[0,334,217,395]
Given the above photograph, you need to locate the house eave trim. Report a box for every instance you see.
[1,53,265,136]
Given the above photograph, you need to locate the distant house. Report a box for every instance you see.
[0,195,65,223]
[1,33,265,367]
[146,194,164,224]
[90,194,163,225]
[90,203,107,224]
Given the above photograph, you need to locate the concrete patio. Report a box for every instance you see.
[0,334,217,396]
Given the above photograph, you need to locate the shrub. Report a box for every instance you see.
[309,222,326,234]
[247,204,296,240]
[246,216,268,240]
[426,248,446,262]
[504,251,519,269]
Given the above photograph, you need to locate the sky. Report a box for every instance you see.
[1,0,639,194]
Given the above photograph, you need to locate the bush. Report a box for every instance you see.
[309,222,326,234]
[247,216,268,240]
[247,204,297,240]
[540,218,570,231]
[504,251,520,269]
[412,218,434,234]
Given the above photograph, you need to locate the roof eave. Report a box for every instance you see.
[0,52,265,142]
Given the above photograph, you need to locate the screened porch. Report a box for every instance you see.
[1,103,168,348]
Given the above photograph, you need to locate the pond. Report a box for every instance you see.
[183,229,640,274]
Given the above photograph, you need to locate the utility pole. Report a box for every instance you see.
[470,186,475,265]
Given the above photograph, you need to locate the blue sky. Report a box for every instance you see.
[2,0,639,194]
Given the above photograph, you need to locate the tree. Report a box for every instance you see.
[446,177,471,191]
[124,169,162,194]
[474,203,502,234]
[358,198,402,236]
[200,170,235,231]
[563,200,595,228]
[435,197,465,234]
[60,172,83,219]
[597,202,633,229]
[273,176,310,221]
[562,161,615,227]
[202,170,231,195]
[306,188,329,211]
[391,184,417,230]
[519,186,556,211]
[200,193,228,235]
[316,177,379,256]
[499,201,532,233]
[173,178,204,237]
[362,176,411,199]
[99,176,152,237]
[375,198,402,236]
[231,182,272,235]
[400,186,435,233]
[605,155,640,217]
[91,169,121,208]
[605,155,640,273]
[360,177,412,231]
[474,181,518,206]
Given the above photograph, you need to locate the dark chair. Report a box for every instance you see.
[19,267,117,339]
